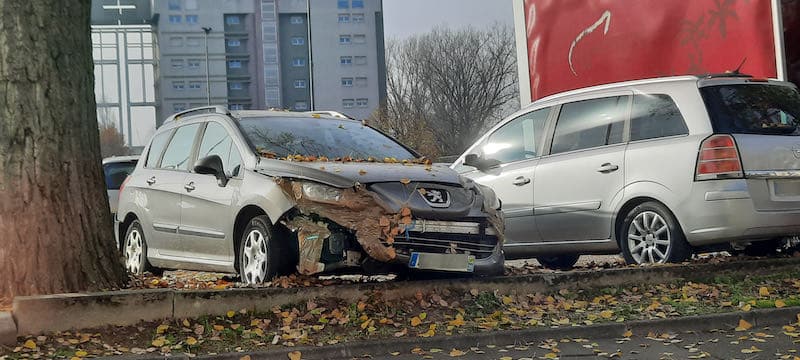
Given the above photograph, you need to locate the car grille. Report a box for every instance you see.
[385,220,498,259]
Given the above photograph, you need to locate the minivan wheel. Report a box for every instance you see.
[537,254,580,270]
[620,202,691,265]
[238,215,282,284]
[123,220,159,275]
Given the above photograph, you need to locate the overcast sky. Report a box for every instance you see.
[383,0,514,40]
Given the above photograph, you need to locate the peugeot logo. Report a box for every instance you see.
[420,188,451,208]
[792,145,800,159]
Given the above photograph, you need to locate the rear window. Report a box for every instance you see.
[700,84,800,136]
[103,161,137,190]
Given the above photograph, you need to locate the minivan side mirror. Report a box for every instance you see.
[464,153,501,172]
[194,155,228,187]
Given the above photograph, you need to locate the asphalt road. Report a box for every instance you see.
[371,324,800,360]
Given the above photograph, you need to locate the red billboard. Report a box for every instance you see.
[521,0,781,101]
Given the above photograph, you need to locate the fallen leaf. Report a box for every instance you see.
[401,207,411,217]
[23,340,36,349]
[227,310,236,318]
[623,330,633,338]
[240,356,251,360]
[151,338,165,347]
[75,350,88,357]
[186,337,198,346]
[156,324,169,334]
[759,287,770,297]
[288,350,302,360]
[213,325,225,331]
[400,178,411,185]
[411,316,422,327]
[419,312,427,320]
[449,348,466,357]
[776,299,786,308]
[736,319,753,331]
[599,310,614,319]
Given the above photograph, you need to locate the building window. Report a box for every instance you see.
[353,34,366,44]
[352,13,365,23]
[291,37,305,46]
[187,59,201,69]
[290,16,304,24]
[186,37,201,47]
[292,58,306,67]
[337,0,349,9]
[185,0,198,10]
[169,36,183,47]
[338,13,350,23]
[341,77,353,87]
[352,0,364,8]
[227,39,241,47]
[171,59,184,69]
[185,15,198,24]
[225,15,241,25]
[294,79,307,88]
[228,60,242,69]
[354,56,367,65]
[168,15,181,24]
[340,56,352,65]
[189,82,202,90]
[342,99,355,108]
[229,104,244,110]
[172,81,185,90]
[339,35,351,44]
[355,77,367,87]
[168,0,181,11]
[356,98,368,107]
[229,82,243,90]
[173,103,187,112]
[294,101,309,110]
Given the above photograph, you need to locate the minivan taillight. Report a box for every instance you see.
[695,134,743,181]
[119,175,131,193]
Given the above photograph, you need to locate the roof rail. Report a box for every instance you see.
[165,105,231,122]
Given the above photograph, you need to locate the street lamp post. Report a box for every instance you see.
[202,27,212,106]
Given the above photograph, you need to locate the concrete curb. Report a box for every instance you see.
[11,257,800,337]
[125,307,800,360]
[0,312,16,346]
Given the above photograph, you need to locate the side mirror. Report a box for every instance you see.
[464,153,500,172]
[194,155,228,187]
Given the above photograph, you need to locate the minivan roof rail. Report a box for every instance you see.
[166,105,231,122]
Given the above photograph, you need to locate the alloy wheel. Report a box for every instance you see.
[125,229,144,274]
[627,211,671,264]
[242,229,269,284]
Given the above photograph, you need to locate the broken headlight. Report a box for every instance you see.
[300,182,343,203]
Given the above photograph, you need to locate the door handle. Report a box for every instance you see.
[146,176,156,186]
[597,163,619,173]
[184,181,196,192]
[512,176,531,186]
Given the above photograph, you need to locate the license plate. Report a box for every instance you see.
[409,252,475,272]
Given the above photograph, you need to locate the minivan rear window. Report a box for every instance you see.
[700,84,800,136]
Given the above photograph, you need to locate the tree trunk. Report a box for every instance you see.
[0,0,127,302]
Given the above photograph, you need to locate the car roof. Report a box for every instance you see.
[102,155,139,165]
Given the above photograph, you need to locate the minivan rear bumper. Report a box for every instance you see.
[680,179,800,246]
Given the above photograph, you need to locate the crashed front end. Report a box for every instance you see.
[277,178,504,276]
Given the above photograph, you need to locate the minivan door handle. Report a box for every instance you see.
[184,181,196,192]
[597,163,620,173]
[512,176,531,186]
[146,176,156,186]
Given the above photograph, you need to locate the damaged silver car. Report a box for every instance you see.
[115,106,504,283]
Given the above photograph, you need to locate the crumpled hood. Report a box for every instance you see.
[253,158,463,188]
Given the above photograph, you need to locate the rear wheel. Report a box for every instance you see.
[620,202,691,264]
[537,254,580,270]
[238,215,283,284]
[123,220,160,275]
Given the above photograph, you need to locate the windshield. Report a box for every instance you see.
[239,117,416,160]
[700,84,800,135]
[103,161,137,190]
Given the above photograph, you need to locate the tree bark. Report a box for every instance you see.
[0,0,127,301]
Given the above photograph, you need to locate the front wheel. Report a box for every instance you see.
[537,254,580,270]
[238,215,283,284]
[620,202,691,265]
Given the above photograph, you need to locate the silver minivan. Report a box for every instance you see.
[454,74,800,269]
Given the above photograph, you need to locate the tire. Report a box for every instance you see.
[620,201,691,265]
[537,254,580,270]
[237,215,283,284]
[123,220,159,275]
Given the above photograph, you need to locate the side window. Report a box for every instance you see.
[198,122,243,177]
[630,94,689,141]
[160,123,201,170]
[483,107,550,164]
[145,131,172,168]
[551,96,628,155]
